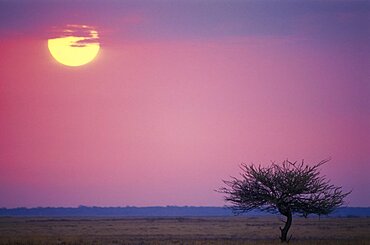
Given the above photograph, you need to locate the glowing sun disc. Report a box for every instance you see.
[48,26,100,67]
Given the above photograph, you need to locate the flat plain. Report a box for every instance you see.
[0,216,369,245]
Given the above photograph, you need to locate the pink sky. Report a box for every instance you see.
[0,1,369,207]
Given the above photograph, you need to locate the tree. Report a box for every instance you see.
[219,159,350,242]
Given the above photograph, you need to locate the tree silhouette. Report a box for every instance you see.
[219,159,350,242]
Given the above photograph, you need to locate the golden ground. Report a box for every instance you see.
[0,216,369,244]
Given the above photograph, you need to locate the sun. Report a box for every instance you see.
[48,25,100,67]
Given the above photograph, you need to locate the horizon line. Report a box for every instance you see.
[2,205,369,209]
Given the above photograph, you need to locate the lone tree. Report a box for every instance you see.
[219,159,350,242]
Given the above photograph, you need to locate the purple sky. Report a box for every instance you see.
[0,0,369,208]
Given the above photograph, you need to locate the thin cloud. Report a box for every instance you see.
[48,24,100,47]
[49,25,98,39]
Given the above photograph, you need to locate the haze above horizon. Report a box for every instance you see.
[0,0,369,208]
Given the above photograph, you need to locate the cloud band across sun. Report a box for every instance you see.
[48,24,100,67]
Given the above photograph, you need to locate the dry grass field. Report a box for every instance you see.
[0,216,369,245]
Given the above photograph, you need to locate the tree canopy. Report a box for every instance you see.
[220,159,350,242]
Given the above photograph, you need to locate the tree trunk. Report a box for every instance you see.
[280,211,292,243]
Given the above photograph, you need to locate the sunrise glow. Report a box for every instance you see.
[0,1,368,209]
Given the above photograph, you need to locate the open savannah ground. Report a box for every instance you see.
[0,216,369,245]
